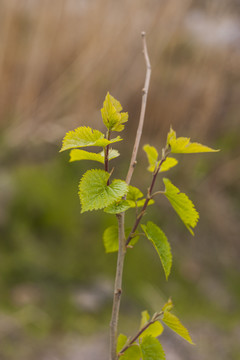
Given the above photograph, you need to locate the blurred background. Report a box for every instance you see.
[0,0,240,359]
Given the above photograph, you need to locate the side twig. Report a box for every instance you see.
[118,311,163,357]
[125,154,168,246]
[125,32,151,186]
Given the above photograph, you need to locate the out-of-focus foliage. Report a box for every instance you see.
[0,0,240,359]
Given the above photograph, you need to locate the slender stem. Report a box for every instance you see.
[109,32,151,360]
[105,130,111,184]
[118,311,163,357]
[125,156,167,246]
[110,213,126,360]
[125,32,151,186]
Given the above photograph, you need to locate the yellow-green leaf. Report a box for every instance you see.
[143,144,159,172]
[162,298,174,312]
[126,186,144,202]
[103,226,138,253]
[104,200,131,214]
[70,148,120,163]
[127,199,154,208]
[121,346,141,360]
[167,127,219,154]
[117,334,128,353]
[70,149,104,163]
[141,222,172,280]
[101,92,128,132]
[117,334,141,360]
[140,336,165,360]
[162,311,194,344]
[163,178,199,235]
[160,157,178,172]
[140,311,164,339]
[60,126,122,152]
[79,169,128,213]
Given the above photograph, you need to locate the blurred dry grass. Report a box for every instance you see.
[0,0,240,359]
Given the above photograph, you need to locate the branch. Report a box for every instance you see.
[118,311,163,357]
[109,213,126,360]
[125,32,151,185]
[125,155,167,246]
[105,130,111,185]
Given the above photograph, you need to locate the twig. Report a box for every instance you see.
[125,156,167,246]
[125,32,151,186]
[109,32,151,360]
[118,311,163,357]
[105,130,111,185]
[109,213,126,360]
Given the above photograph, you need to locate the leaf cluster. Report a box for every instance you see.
[117,299,194,359]
[60,93,219,359]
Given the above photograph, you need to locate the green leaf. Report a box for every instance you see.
[167,127,219,154]
[60,126,122,152]
[126,186,144,202]
[79,169,128,213]
[121,346,141,360]
[70,149,104,163]
[117,334,128,353]
[160,157,178,172]
[140,336,165,360]
[70,148,120,163]
[143,144,159,172]
[70,148,120,164]
[104,200,131,214]
[143,145,178,172]
[128,199,154,208]
[103,226,139,253]
[100,148,120,161]
[162,311,194,344]
[162,298,174,312]
[101,92,128,132]
[141,222,172,280]
[140,311,164,339]
[163,178,199,235]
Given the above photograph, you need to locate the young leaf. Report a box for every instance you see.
[162,298,174,312]
[128,199,155,208]
[60,126,122,152]
[126,186,144,202]
[162,311,194,344]
[163,178,199,235]
[143,145,178,172]
[121,346,141,360]
[167,127,219,154]
[100,148,120,161]
[140,311,164,339]
[143,144,159,172]
[79,169,128,213]
[141,222,172,280]
[160,157,178,172]
[140,336,166,360]
[104,200,131,214]
[103,226,138,253]
[117,334,128,353]
[70,149,104,163]
[70,148,120,163]
[101,92,128,132]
